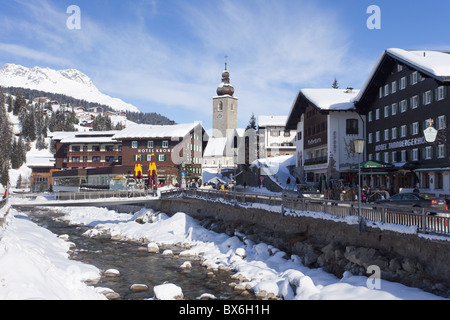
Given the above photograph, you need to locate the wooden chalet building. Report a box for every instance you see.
[113,123,208,186]
[354,48,450,196]
[49,123,208,191]
[286,88,365,186]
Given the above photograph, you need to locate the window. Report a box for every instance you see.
[391,127,397,140]
[438,144,445,158]
[437,86,445,101]
[375,131,380,142]
[91,145,100,152]
[411,71,418,85]
[105,156,114,162]
[162,140,169,148]
[132,141,138,149]
[368,133,373,144]
[400,77,406,90]
[401,150,407,162]
[368,111,372,122]
[384,129,390,141]
[105,145,114,152]
[92,156,100,162]
[400,100,408,112]
[384,106,390,118]
[412,122,419,135]
[379,87,383,99]
[346,119,359,135]
[423,91,432,105]
[425,146,432,160]
[391,103,398,116]
[375,109,380,120]
[72,157,80,163]
[398,64,403,72]
[437,116,447,130]
[384,152,390,163]
[411,95,419,109]
[391,81,397,94]
[148,141,154,148]
[412,148,419,161]
[384,84,390,97]
[271,130,280,137]
[400,125,407,137]
[72,146,80,152]
[218,101,223,112]
[158,155,166,162]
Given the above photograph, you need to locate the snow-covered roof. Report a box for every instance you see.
[26,156,55,168]
[49,131,119,143]
[60,137,118,144]
[354,48,450,102]
[113,123,204,140]
[301,88,359,111]
[258,116,288,127]
[388,48,450,79]
[204,137,228,157]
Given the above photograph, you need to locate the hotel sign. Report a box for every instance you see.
[374,137,426,152]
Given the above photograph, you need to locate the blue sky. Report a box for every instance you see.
[1,0,450,130]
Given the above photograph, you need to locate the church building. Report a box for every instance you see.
[204,63,241,173]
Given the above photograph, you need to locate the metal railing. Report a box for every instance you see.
[56,189,156,201]
[160,189,450,236]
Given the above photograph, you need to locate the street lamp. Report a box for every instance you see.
[354,139,365,233]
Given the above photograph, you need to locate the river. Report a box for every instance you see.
[23,207,254,300]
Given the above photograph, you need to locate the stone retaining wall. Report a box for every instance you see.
[139,198,449,297]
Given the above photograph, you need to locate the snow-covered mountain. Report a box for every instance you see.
[0,63,140,113]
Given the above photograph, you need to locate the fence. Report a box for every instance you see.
[160,189,450,237]
[56,189,155,201]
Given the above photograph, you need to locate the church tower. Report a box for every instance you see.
[212,62,238,138]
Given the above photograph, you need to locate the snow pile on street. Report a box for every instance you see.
[0,207,105,300]
[54,206,444,300]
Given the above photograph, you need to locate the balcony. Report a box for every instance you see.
[67,151,122,157]
[66,161,120,168]
[304,156,328,166]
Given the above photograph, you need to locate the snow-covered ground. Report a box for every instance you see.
[0,200,445,300]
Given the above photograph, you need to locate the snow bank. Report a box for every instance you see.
[55,206,444,300]
[0,208,104,300]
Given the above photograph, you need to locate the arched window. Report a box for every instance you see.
[218,101,223,112]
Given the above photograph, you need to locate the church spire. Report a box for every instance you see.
[217,58,235,96]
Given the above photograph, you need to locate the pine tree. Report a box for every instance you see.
[7,95,12,113]
[332,78,339,89]
[246,113,257,131]
[0,89,12,187]
[13,92,26,115]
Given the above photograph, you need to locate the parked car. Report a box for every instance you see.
[282,184,324,200]
[374,193,448,213]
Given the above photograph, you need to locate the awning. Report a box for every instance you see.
[351,160,394,170]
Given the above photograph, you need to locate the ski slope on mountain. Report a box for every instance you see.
[0,63,140,113]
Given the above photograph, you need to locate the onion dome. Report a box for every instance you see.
[217,62,235,96]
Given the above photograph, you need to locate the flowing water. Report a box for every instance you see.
[23,207,254,300]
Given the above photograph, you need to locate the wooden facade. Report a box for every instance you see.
[355,49,450,196]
